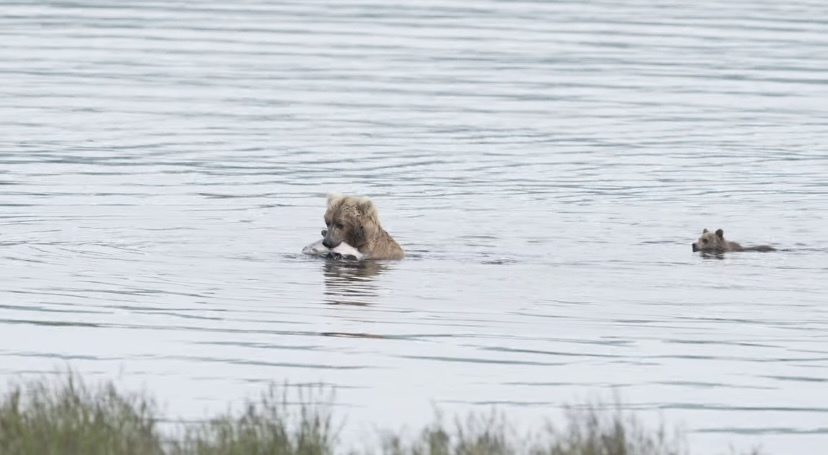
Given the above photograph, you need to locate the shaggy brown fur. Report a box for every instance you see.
[322,193,405,260]
[692,228,775,253]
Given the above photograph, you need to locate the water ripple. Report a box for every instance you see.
[2,1,827,454]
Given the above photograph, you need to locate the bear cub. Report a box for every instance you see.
[322,193,405,260]
[692,229,775,253]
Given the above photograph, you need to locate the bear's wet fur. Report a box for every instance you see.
[692,229,775,253]
[322,193,404,260]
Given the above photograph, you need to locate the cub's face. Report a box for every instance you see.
[322,208,352,249]
[692,228,726,252]
[321,193,378,250]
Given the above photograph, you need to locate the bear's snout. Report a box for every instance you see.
[322,238,338,249]
[692,243,698,252]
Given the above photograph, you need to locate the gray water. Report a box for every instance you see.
[2,1,828,453]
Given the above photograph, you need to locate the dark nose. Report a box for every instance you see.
[321,230,327,237]
[322,239,334,249]
[692,243,698,252]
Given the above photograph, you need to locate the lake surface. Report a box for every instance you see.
[1,0,828,453]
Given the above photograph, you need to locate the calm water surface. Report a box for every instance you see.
[2,1,828,453]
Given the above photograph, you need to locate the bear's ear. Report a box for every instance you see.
[702,229,708,233]
[355,197,377,217]
[326,192,343,209]
[715,229,724,238]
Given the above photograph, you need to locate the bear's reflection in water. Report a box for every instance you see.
[322,260,389,306]
[699,252,727,260]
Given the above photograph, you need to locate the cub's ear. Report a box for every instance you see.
[715,229,724,238]
[355,196,377,217]
[702,229,708,233]
[326,192,343,209]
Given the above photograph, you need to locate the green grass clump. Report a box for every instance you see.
[0,373,762,455]
[533,405,684,455]
[377,405,763,455]
[0,373,162,455]
[377,406,687,455]
[379,412,514,455]
[167,385,335,455]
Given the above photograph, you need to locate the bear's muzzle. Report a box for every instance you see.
[322,238,341,249]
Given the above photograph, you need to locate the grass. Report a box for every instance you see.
[0,374,162,455]
[167,385,336,455]
[0,373,762,455]
[377,406,691,455]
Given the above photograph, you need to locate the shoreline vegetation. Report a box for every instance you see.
[0,373,762,455]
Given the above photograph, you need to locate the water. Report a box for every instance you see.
[2,0,828,453]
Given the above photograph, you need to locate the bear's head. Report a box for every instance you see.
[322,193,380,249]
[692,228,727,252]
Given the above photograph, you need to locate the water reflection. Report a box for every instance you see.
[322,260,389,306]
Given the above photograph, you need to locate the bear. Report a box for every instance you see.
[692,229,776,253]
[322,193,405,260]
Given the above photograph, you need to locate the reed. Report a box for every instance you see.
[0,373,762,455]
